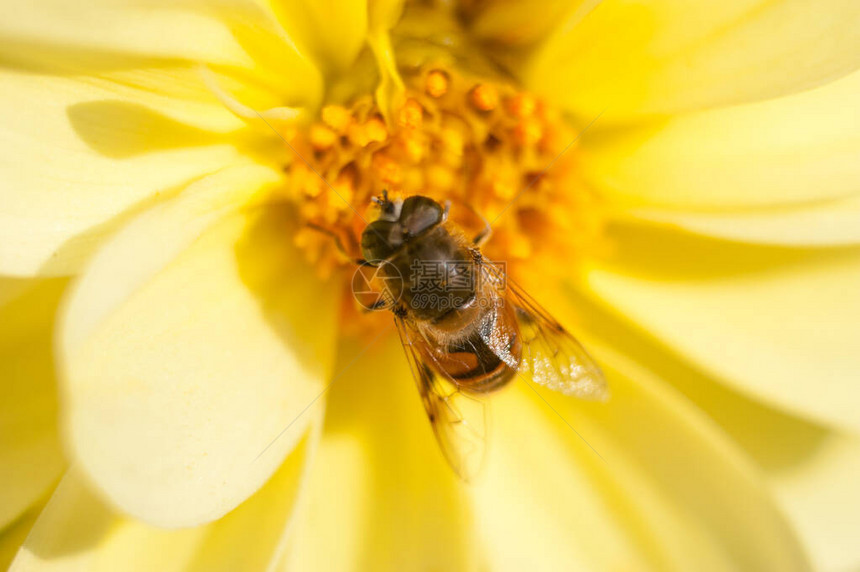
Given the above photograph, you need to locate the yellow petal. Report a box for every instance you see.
[628,196,860,247]
[197,2,322,108]
[1,0,292,72]
[527,0,860,118]
[0,67,255,277]
[280,337,478,571]
[369,0,405,32]
[283,334,808,570]
[0,278,29,306]
[0,280,65,530]
[277,431,367,572]
[474,344,809,570]
[1,0,324,155]
[698,379,860,571]
[367,1,406,121]
[264,0,368,74]
[466,0,599,46]
[770,434,860,571]
[58,167,338,527]
[580,69,860,209]
[0,508,40,571]
[0,0,326,278]
[10,425,319,572]
[557,285,856,571]
[582,222,860,433]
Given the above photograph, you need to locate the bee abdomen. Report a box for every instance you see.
[437,328,520,394]
[453,360,517,394]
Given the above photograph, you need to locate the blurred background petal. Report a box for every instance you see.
[0,68,251,277]
[280,337,478,571]
[526,0,860,118]
[0,280,65,530]
[579,70,860,210]
[581,224,860,433]
[10,425,317,572]
[626,196,860,247]
[58,166,338,527]
[473,344,809,571]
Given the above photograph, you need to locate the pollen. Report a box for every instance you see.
[425,69,449,97]
[347,116,388,147]
[279,64,603,286]
[398,98,424,130]
[372,152,402,185]
[469,84,499,111]
[512,119,543,147]
[364,117,389,143]
[309,124,337,151]
[321,105,351,132]
[507,93,537,118]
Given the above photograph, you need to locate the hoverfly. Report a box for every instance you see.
[357,192,608,480]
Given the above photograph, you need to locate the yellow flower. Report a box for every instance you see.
[2,0,860,570]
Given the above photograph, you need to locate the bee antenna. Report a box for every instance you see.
[371,190,396,215]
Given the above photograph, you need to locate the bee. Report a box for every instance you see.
[358,192,608,480]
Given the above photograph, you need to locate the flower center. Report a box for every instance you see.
[282,64,603,286]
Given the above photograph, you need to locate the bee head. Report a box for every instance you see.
[370,189,399,220]
[360,194,445,262]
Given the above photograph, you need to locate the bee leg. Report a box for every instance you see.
[442,200,451,222]
[364,298,390,312]
[306,222,369,265]
[472,216,493,247]
[359,294,395,313]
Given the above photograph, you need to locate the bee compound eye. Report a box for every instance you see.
[360,219,402,261]
[399,196,443,237]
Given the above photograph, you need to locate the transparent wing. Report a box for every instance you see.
[482,262,609,401]
[394,315,488,481]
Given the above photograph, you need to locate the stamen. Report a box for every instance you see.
[513,119,543,147]
[278,64,603,285]
[469,84,499,112]
[507,93,537,118]
[321,105,351,132]
[425,70,449,97]
[398,99,424,130]
[309,124,337,151]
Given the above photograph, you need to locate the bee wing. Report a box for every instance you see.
[482,262,609,401]
[394,315,488,481]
